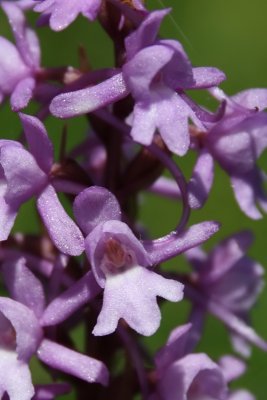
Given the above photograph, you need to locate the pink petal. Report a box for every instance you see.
[19,113,53,173]
[33,0,54,12]
[41,271,101,326]
[156,87,190,156]
[230,333,252,358]
[188,150,214,208]
[0,178,18,240]
[81,0,102,21]
[0,140,23,150]
[144,221,220,265]
[155,323,192,370]
[218,355,246,383]
[2,257,45,318]
[43,0,81,30]
[2,2,40,68]
[148,176,181,199]
[50,73,128,118]
[231,175,262,219]
[159,39,193,89]
[123,45,175,100]
[10,77,35,111]
[37,184,84,256]
[246,112,267,158]
[34,0,100,31]
[207,297,267,352]
[0,37,29,94]
[125,9,170,59]
[0,145,47,204]
[38,339,109,385]
[207,117,256,174]
[232,88,267,111]
[204,231,254,283]
[73,186,121,235]
[192,67,226,89]
[212,258,264,312]
[130,102,157,146]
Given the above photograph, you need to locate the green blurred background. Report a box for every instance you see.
[1,0,267,398]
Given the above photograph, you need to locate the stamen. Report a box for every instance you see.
[105,238,127,269]
[101,238,136,274]
[0,325,16,350]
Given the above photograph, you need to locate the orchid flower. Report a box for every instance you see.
[0,113,84,256]
[0,2,41,110]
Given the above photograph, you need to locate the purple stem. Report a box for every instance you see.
[186,305,206,353]
[117,326,150,399]
[95,109,190,233]
[48,254,68,302]
[147,142,190,234]
[148,176,181,199]
[178,91,226,123]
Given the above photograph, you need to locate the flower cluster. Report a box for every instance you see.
[0,1,266,399]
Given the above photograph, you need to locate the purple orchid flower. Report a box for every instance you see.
[0,257,109,399]
[50,9,225,156]
[151,324,254,400]
[0,113,84,256]
[72,186,184,336]
[150,323,228,400]
[122,9,225,156]
[187,88,267,218]
[33,0,102,31]
[0,2,41,110]
[40,186,219,336]
[186,231,266,355]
